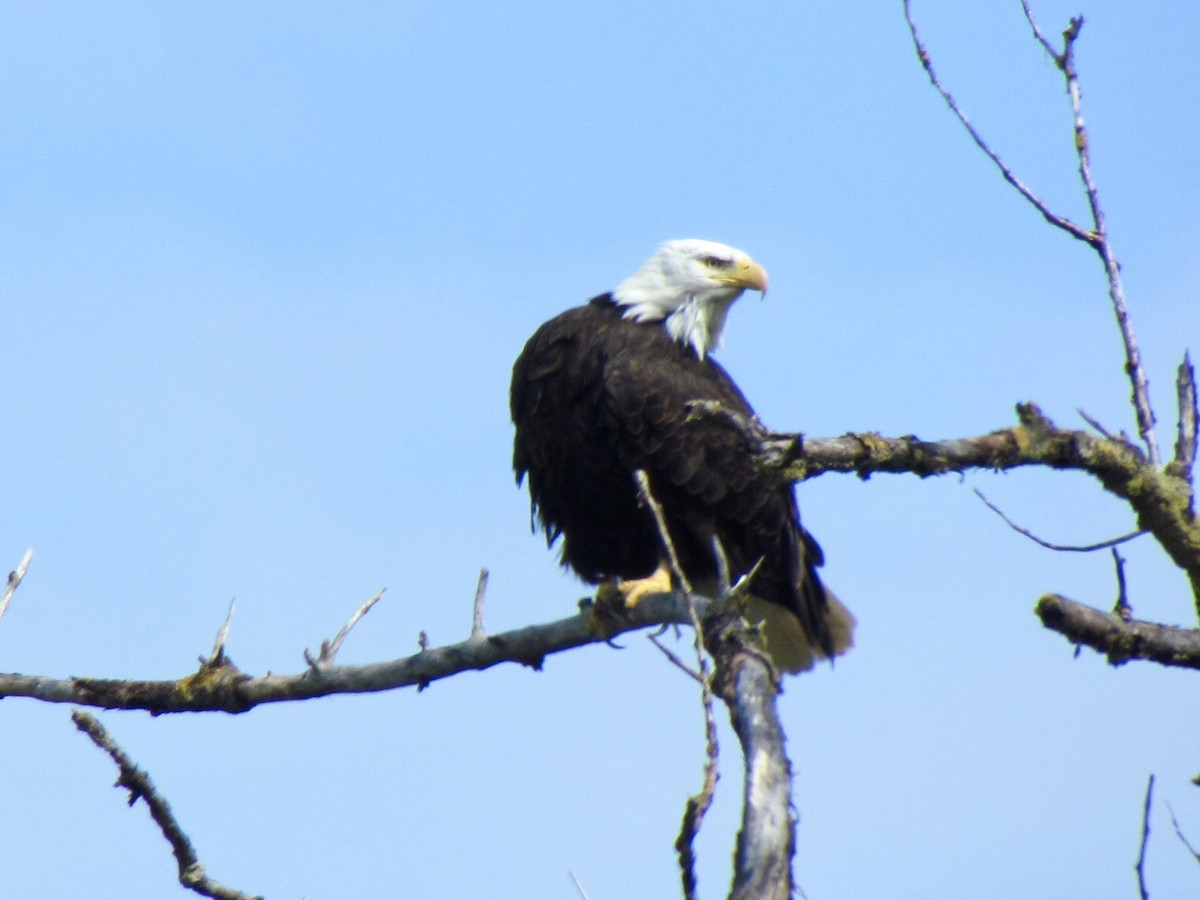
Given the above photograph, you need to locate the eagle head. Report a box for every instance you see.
[611,239,768,359]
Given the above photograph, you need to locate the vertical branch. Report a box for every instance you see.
[675,684,720,900]
[722,640,794,900]
[1135,773,1154,900]
[1020,4,1158,464]
[908,0,1161,463]
[632,471,720,900]
[1111,548,1132,621]
[1172,353,1197,485]
[1056,16,1159,465]
[633,471,796,899]
[470,567,490,641]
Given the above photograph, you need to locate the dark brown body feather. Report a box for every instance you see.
[511,295,837,660]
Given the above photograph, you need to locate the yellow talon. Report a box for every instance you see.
[596,563,674,611]
[587,563,674,639]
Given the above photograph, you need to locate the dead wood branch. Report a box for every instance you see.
[72,711,262,900]
[973,488,1145,553]
[1172,354,1198,486]
[0,594,702,713]
[703,609,795,900]
[1036,595,1200,669]
[905,0,1162,465]
[305,588,386,671]
[1136,773,1153,900]
[470,568,489,641]
[5,402,1198,709]
[632,470,724,900]
[784,403,1200,609]
[0,548,34,624]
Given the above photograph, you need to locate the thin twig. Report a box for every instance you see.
[1112,548,1132,621]
[208,600,236,664]
[1018,0,1060,59]
[305,588,386,671]
[713,535,732,597]
[1173,353,1198,484]
[0,548,33,624]
[974,488,1145,552]
[675,665,720,900]
[908,0,1160,464]
[634,470,693,596]
[1078,409,1117,441]
[1022,5,1159,464]
[1167,802,1200,865]
[568,870,592,900]
[71,711,262,900]
[648,632,704,684]
[1055,12,1160,466]
[902,0,1096,245]
[631,470,720,900]
[470,567,489,641]
[1136,773,1154,900]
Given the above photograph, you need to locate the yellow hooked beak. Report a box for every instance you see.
[719,257,769,296]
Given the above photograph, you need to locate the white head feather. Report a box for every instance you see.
[611,239,769,359]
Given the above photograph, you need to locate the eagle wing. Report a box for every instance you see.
[511,299,846,666]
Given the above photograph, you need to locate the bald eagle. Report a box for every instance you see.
[510,239,854,672]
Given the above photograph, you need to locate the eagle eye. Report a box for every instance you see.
[703,254,732,270]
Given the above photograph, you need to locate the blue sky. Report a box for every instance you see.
[2,2,1199,897]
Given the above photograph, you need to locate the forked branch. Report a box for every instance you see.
[904,0,1161,465]
[634,470,789,900]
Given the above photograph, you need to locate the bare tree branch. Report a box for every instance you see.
[1172,353,1198,485]
[648,631,704,684]
[974,488,1145,553]
[1167,802,1200,866]
[305,588,386,671]
[568,870,593,900]
[71,711,261,900]
[0,548,33,624]
[1136,773,1153,900]
[635,470,695,597]
[1036,595,1200,669]
[906,0,1161,466]
[1017,0,1061,59]
[208,600,235,665]
[1112,548,1132,622]
[674,668,721,900]
[703,610,794,900]
[632,470,721,900]
[3,399,1198,712]
[0,594,703,712]
[1037,11,1158,466]
[1078,408,1119,441]
[902,0,1096,244]
[470,567,489,641]
[784,404,1200,609]
[1053,13,1161,468]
